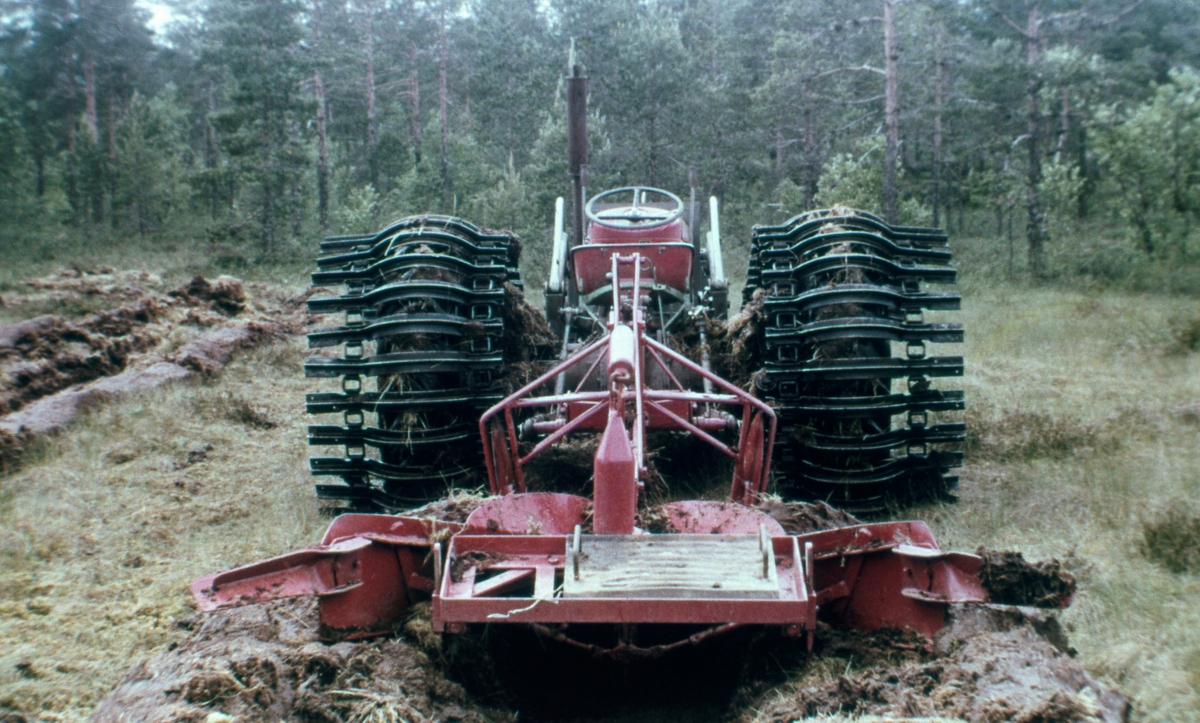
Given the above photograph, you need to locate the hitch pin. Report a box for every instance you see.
[760,524,770,579]
[572,524,582,580]
[433,542,444,594]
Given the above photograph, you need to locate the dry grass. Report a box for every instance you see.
[911,279,1200,723]
[1168,313,1200,355]
[0,336,323,721]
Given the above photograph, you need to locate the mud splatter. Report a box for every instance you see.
[976,548,1077,608]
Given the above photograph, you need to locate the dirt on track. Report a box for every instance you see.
[86,597,1129,723]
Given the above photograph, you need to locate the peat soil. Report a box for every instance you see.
[0,268,312,472]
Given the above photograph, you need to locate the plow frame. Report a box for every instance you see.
[479,252,777,508]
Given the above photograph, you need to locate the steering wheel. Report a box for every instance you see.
[585,187,684,229]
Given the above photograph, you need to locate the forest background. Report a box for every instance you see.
[2,0,1199,293]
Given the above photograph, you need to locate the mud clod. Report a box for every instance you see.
[976,548,1077,608]
[745,605,1127,723]
[0,426,28,473]
[91,600,510,723]
[756,497,862,534]
[404,489,488,523]
[709,289,767,389]
[174,275,247,315]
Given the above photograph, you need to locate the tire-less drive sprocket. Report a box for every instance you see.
[305,216,526,511]
[746,209,964,511]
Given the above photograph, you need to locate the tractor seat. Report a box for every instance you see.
[587,217,688,245]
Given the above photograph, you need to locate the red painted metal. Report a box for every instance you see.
[464,493,589,535]
[433,533,815,630]
[480,252,775,506]
[732,411,766,505]
[588,217,687,244]
[572,215,693,295]
[191,504,986,645]
[593,411,638,534]
[192,515,462,634]
[572,243,694,295]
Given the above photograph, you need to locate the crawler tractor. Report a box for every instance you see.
[193,63,978,657]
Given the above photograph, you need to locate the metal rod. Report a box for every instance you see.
[519,399,608,466]
[644,399,737,459]
[572,525,582,580]
[554,309,574,395]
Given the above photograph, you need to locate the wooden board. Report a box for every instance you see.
[561,534,779,599]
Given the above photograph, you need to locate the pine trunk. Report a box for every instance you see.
[882,0,899,225]
[316,71,330,232]
[803,97,819,210]
[439,1,451,211]
[410,49,422,164]
[362,4,377,187]
[261,98,275,254]
[1025,8,1046,277]
[933,28,944,228]
[107,95,119,229]
[1057,86,1070,155]
[205,86,219,220]
[65,53,80,226]
[84,52,99,143]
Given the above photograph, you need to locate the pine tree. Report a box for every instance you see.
[204,0,313,252]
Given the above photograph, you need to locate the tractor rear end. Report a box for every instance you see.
[192,61,979,657]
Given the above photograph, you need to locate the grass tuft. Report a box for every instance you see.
[191,390,279,430]
[1168,313,1200,355]
[964,408,1119,462]
[1140,501,1200,574]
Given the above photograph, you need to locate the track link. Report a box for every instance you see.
[746,209,964,511]
[305,216,525,511]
